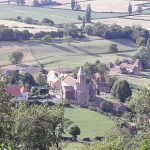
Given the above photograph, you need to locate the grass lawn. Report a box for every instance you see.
[62,142,85,150]
[117,74,150,90]
[0,4,127,24]
[65,108,115,138]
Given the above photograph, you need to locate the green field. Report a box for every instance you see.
[65,108,115,138]
[63,142,85,150]
[29,38,136,69]
[0,4,127,24]
[0,38,136,68]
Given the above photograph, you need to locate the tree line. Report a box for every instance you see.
[0,25,64,41]
[84,23,149,47]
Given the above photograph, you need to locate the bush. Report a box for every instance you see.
[23,17,34,24]
[109,43,118,53]
[9,51,24,65]
[77,15,82,21]
[42,35,52,43]
[42,18,54,25]
[69,125,81,139]
[82,137,91,142]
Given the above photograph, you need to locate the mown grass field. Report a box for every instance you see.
[0,4,127,24]
[63,142,85,150]
[65,108,115,138]
[29,38,136,69]
[0,38,136,68]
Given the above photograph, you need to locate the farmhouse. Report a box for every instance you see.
[108,59,143,75]
[92,73,110,94]
[2,65,44,76]
[47,66,97,106]
[7,85,28,101]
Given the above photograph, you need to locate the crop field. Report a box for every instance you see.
[52,0,149,12]
[0,38,136,68]
[93,15,150,30]
[0,4,127,24]
[65,108,115,138]
[0,41,38,67]
[0,20,58,33]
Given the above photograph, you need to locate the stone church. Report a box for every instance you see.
[47,66,97,106]
[59,66,96,105]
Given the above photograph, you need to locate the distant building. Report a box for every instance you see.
[108,59,143,75]
[92,73,110,93]
[47,67,97,106]
[7,85,28,101]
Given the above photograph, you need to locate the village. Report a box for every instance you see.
[1,58,143,114]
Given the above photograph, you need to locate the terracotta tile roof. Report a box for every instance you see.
[54,67,73,74]
[21,66,42,74]
[7,85,27,97]
[93,73,105,82]
[63,76,77,87]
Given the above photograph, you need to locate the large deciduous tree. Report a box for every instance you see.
[9,51,24,65]
[111,80,132,102]
[13,103,71,149]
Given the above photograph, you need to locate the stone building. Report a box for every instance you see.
[47,66,96,106]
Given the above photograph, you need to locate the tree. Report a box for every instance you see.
[136,6,143,14]
[34,72,46,86]
[109,43,118,53]
[42,35,52,43]
[129,88,150,114]
[111,80,132,102]
[85,4,92,23]
[69,125,80,140]
[9,51,24,65]
[96,63,108,75]
[23,17,33,24]
[0,79,13,146]
[137,38,150,68]
[105,76,118,89]
[32,0,39,6]
[71,0,75,10]
[15,0,25,5]
[42,18,54,25]
[22,73,35,86]
[13,103,71,149]
[82,17,86,29]
[10,70,20,84]
[128,1,132,15]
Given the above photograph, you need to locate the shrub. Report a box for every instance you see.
[109,43,118,53]
[42,35,52,43]
[23,17,34,24]
[69,125,80,139]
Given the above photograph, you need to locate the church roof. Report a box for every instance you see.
[77,66,86,76]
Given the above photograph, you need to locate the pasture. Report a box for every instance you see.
[52,0,150,13]
[65,108,115,138]
[93,15,150,30]
[0,4,127,24]
[0,20,58,33]
[0,38,136,68]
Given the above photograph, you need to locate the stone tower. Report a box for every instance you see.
[76,66,89,105]
[77,66,86,86]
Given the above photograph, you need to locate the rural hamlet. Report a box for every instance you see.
[0,0,150,149]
